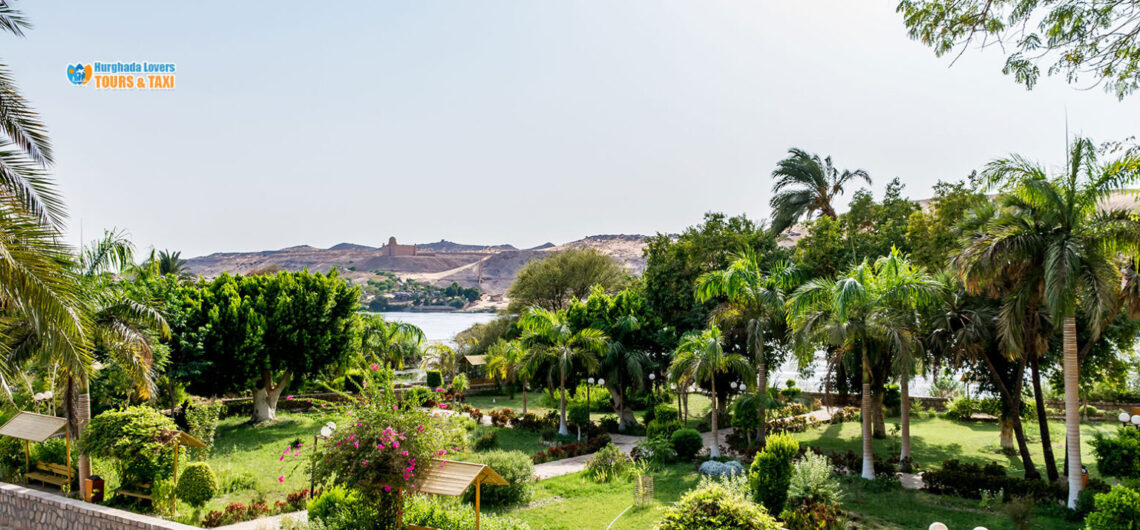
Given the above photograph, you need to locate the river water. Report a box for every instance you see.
[377,311,944,396]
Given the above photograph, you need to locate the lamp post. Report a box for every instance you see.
[587,377,595,417]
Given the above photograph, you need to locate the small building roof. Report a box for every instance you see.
[418,459,508,497]
[462,355,487,366]
[0,412,67,443]
[172,431,207,448]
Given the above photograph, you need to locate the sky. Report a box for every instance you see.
[6,1,1138,257]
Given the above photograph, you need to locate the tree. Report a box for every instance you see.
[360,314,425,369]
[898,0,1140,99]
[486,339,529,412]
[419,343,459,379]
[788,249,940,479]
[954,138,1140,506]
[507,248,628,312]
[668,326,753,458]
[156,250,191,279]
[769,148,871,235]
[171,271,360,422]
[696,252,799,446]
[565,285,662,431]
[519,307,607,436]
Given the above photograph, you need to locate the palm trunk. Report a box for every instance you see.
[66,375,92,486]
[861,345,874,480]
[710,376,720,458]
[872,390,886,439]
[609,384,637,431]
[521,383,527,415]
[558,365,569,436]
[757,358,767,448]
[1064,316,1082,508]
[1030,354,1059,481]
[899,374,911,468]
[1000,415,1015,450]
[980,352,1039,479]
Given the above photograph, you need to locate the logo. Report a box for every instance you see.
[67,63,91,85]
[66,61,176,90]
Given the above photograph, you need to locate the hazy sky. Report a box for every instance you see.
[7,1,1137,257]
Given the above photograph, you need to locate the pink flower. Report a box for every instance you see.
[361,461,368,466]
[401,450,409,456]
[285,395,294,401]
[353,441,359,449]
[277,476,285,483]
[436,388,445,393]
[417,425,424,432]
[383,485,392,492]
[393,441,399,448]
[279,454,285,461]
[371,363,380,371]
[438,450,447,456]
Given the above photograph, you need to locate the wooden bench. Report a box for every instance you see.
[25,461,71,489]
[116,482,153,503]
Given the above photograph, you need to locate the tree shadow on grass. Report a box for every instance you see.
[211,416,316,456]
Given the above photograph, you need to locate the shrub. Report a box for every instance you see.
[403,494,532,530]
[946,396,979,421]
[426,370,444,390]
[787,452,842,506]
[654,404,679,423]
[780,500,842,530]
[306,486,379,529]
[185,400,225,459]
[403,385,436,407]
[632,437,676,466]
[749,432,798,515]
[671,429,703,462]
[922,459,1065,502]
[489,408,515,428]
[474,431,498,451]
[599,415,620,433]
[1092,427,1140,479]
[585,443,633,482]
[82,406,181,488]
[1086,485,1140,530]
[646,419,684,441]
[449,373,470,395]
[176,462,218,508]
[568,401,590,433]
[461,450,534,506]
[33,437,75,467]
[540,426,558,442]
[469,408,484,423]
[655,482,780,530]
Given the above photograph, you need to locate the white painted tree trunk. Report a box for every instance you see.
[710,376,720,458]
[757,359,768,447]
[1064,317,1082,508]
[607,385,638,431]
[252,371,292,423]
[861,347,874,480]
[899,374,911,465]
[78,390,91,485]
[558,366,569,436]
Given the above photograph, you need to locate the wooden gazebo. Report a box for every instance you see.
[0,412,71,489]
[409,459,508,530]
[459,355,490,384]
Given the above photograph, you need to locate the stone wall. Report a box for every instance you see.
[0,482,198,530]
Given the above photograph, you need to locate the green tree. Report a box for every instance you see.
[419,343,458,379]
[507,248,628,312]
[696,253,799,446]
[519,307,607,436]
[788,249,940,479]
[668,326,754,458]
[486,339,530,412]
[769,148,870,235]
[954,138,1140,506]
[360,314,425,369]
[898,0,1140,99]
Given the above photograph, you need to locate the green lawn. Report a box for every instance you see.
[464,391,715,424]
[472,425,547,454]
[792,415,1118,478]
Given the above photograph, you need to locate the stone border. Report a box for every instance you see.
[0,482,199,529]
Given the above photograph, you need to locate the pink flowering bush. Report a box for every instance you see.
[311,361,466,528]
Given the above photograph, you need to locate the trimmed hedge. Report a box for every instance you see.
[922,459,1064,502]
[176,462,218,508]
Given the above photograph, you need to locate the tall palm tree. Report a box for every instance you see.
[696,252,798,446]
[419,343,459,379]
[156,249,191,279]
[788,249,939,479]
[955,138,1140,507]
[486,339,529,412]
[360,315,425,369]
[519,307,607,436]
[769,148,871,235]
[668,326,753,458]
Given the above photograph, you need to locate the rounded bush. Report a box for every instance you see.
[176,462,218,508]
[1087,485,1140,530]
[749,433,799,515]
[671,429,704,461]
[646,419,684,441]
[461,450,534,506]
[655,483,779,530]
[699,459,745,477]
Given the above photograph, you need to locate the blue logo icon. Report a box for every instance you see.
[67,63,90,85]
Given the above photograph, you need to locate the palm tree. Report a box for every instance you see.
[696,252,798,446]
[519,307,607,436]
[668,326,753,458]
[769,148,871,235]
[156,249,191,279]
[788,249,939,479]
[486,339,529,413]
[419,343,459,379]
[360,315,425,369]
[595,315,651,432]
[954,138,1140,507]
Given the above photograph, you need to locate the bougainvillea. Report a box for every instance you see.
[310,357,467,528]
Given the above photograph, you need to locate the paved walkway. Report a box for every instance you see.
[531,406,840,480]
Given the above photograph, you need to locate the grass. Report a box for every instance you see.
[472,425,547,454]
[792,415,1117,478]
[465,391,715,424]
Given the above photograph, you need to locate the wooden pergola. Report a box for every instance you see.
[0,412,70,487]
[411,459,508,530]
